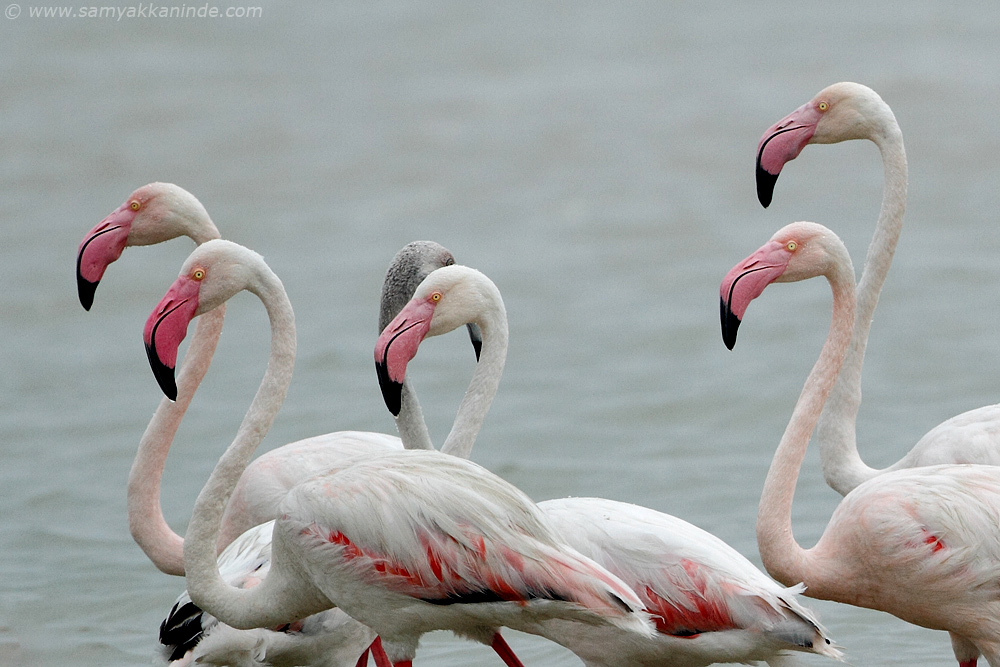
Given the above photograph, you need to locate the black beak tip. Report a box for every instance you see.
[755,161,778,209]
[375,360,403,417]
[467,323,483,363]
[76,255,98,310]
[78,276,98,311]
[720,298,741,351]
[145,342,178,401]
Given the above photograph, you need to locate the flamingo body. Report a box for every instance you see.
[276,451,653,661]
[219,434,402,547]
[535,498,841,667]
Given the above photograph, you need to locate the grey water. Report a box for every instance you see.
[3,1,1000,665]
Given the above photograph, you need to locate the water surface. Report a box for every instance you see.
[3,2,1000,665]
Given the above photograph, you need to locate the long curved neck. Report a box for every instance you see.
[126,221,224,575]
[127,304,225,575]
[815,115,907,495]
[439,303,508,459]
[394,381,434,450]
[183,273,330,628]
[756,262,857,590]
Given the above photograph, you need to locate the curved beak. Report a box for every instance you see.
[143,276,201,401]
[755,102,819,208]
[720,241,790,349]
[76,204,136,310]
[374,299,435,416]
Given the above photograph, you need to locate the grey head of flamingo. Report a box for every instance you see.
[378,241,483,361]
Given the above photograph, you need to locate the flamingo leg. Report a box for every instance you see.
[491,632,526,667]
[367,636,395,667]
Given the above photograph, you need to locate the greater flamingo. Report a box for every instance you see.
[154,240,480,667]
[77,184,476,665]
[722,220,1000,667]
[144,240,654,667]
[376,264,842,666]
[755,82,1000,496]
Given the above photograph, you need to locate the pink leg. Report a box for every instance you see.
[491,632,526,667]
[353,648,370,667]
[369,637,396,667]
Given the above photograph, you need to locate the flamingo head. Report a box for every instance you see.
[374,264,495,416]
[720,222,842,349]
[143,239,255,400]
[379,241,483,362]
[76,183,217,310]
[756,82,884,208]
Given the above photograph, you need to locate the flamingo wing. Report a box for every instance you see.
[539,498,830,642]
[901,405,1000,468]
[833,466,1000,589]
[281,452,647,623]
[221,432,403,544]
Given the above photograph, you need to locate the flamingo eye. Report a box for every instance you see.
[130,200,141,211]
[818,101,829,112]
[786,241,798,251]
[430,291,442,302]
[192,269,206,281]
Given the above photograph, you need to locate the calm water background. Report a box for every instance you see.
[3,2,1000,665]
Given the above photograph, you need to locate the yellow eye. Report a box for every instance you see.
[430,291,442,302]
[192,269,206,281]
[786,241,798,251]
[818,101,829,112]
[130,200,141,211]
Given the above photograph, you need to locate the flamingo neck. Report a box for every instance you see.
[756,257,857,592]
[183,269,330,628]
[165,187,220,246]
[127,304,226,575]
[815,109,907,495]
[189,221,221,246]
[394,380,434,450]
[439,297,507,459]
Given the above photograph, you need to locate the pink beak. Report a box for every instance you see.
[720,241,792,349]
[755,102,821,208]
[374,298,435,416]
[143,275,201,400]
[76,203,137,310]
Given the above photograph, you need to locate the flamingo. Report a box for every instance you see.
[156,237,474,667]
[376,264,842,666]
[144,240,655,667]
[77,184,477,665]
[722,220,1000,667]
[154,240,481,667]
[754,82,1000,496]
